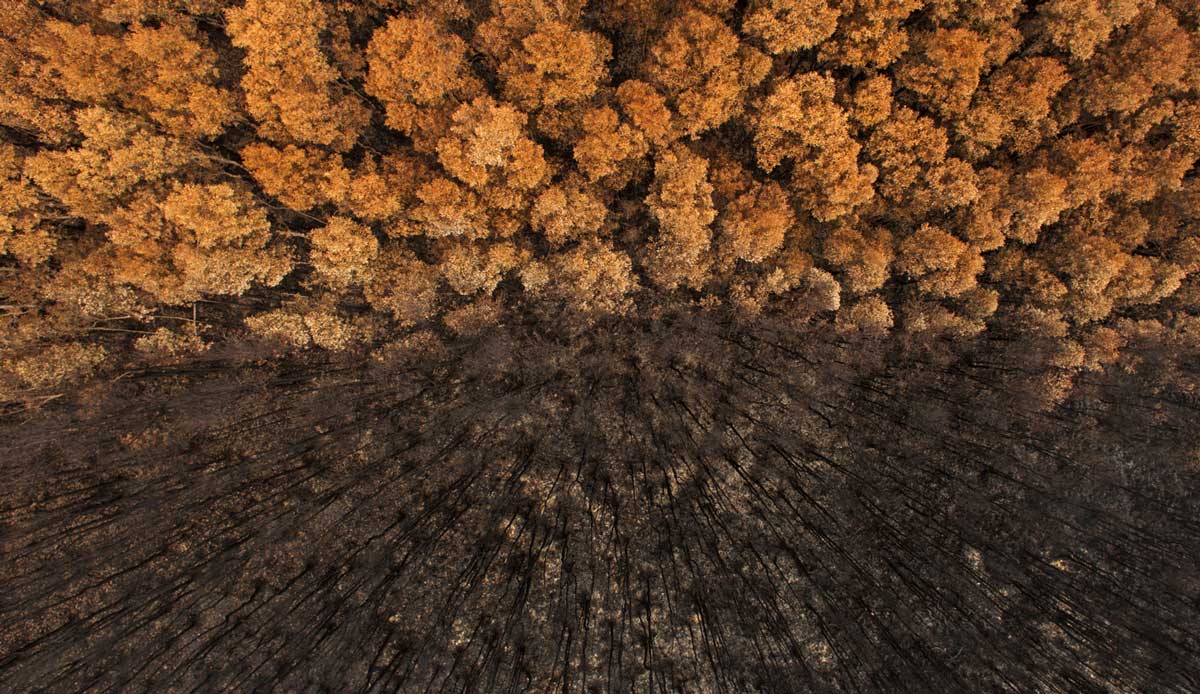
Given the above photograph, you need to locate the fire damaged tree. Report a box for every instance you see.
[2,313,1199,692]
[2,0,1200,691]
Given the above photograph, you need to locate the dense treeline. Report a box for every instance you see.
[0,0,1197,395]
[2,0,1200,691]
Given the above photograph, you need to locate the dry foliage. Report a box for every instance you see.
[0,0,1196,395]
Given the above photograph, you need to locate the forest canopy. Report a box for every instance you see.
[0,0,1197,401]
[3,2,1200,692]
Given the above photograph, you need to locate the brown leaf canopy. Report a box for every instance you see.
[0,0,1197,390]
